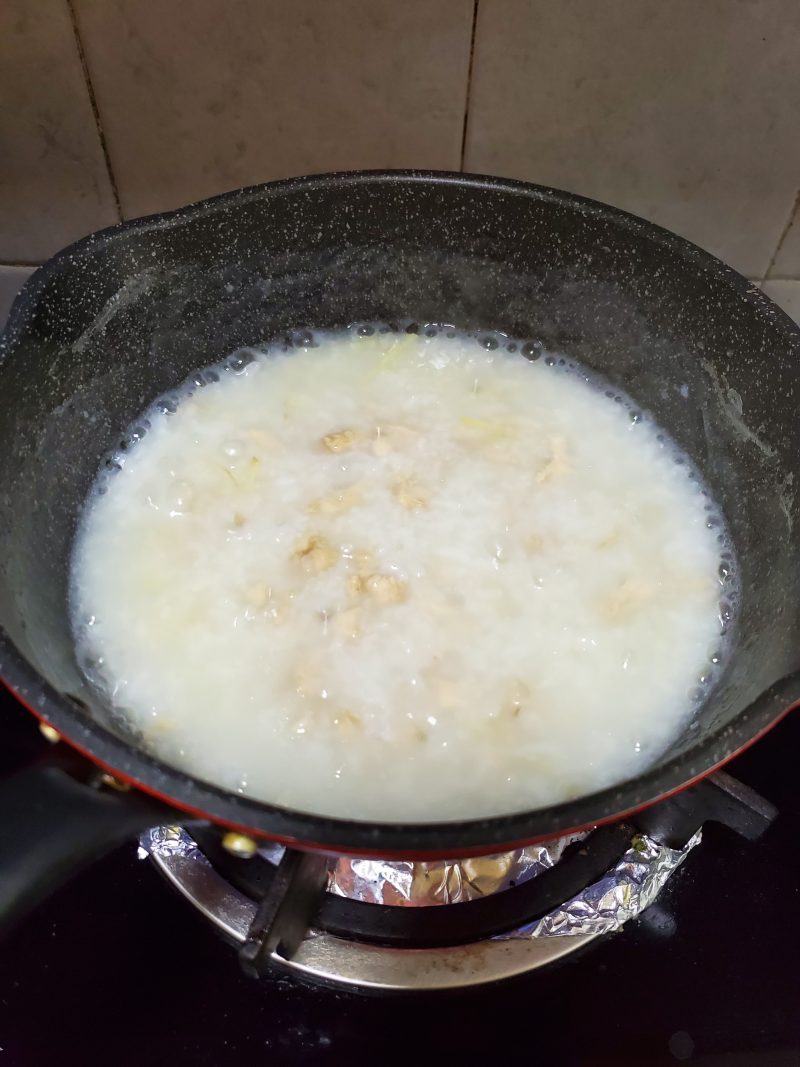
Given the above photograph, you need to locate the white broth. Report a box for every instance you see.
[71,328,733,821]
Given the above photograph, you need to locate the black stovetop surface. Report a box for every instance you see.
[0,694,798,1067]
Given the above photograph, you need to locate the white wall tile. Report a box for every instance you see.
[74,0,475,218]
[465,0,800,278]
[769,197,800,279]
[0,1,118,261]
[762,280,800,326]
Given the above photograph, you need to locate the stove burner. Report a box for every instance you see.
[198,823,633,957]
[144,770,776,991]
[147,834,614,990]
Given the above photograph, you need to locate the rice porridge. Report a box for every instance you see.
[71,327,733,821]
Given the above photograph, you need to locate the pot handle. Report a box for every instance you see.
[0,755,172,938]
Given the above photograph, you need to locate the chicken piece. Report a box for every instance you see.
[292,535,339,575]
[346,569,407,605]
[599,577,654,622]
[246,429,280,450]
[596,527,622,550]
[292,662,321,698]
[308,483,362,517]
[334,607,361,640]
[422,661,463,710]
[365,573,408,604]
[537,434,570,484]
[432,676,461,710]
[332,709,362,732]
[372,436,391,458]
[350,547,375,573]
[244,581,269,609]
[244,585,288,623]
[504,678,531,718]
[145,717,177,739]
[321,428,361,453]
[346,574,366,600]
[479,680,532,738]
[398,720,429,744]
[392,476,429,510]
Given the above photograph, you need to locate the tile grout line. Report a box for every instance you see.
[65,0,123,221]
[761,185,800,283]
[459,0,480,172]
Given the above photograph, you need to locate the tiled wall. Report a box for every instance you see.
[2,0,800,327]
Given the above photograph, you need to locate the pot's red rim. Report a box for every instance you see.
[3,673,797,860]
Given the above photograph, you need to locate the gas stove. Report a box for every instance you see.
[138,767,770,993]
[1,691,798,1065]
[139,822,694,990]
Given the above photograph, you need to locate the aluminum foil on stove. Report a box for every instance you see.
[325,834,585,905]
[139,825,700,939]
[138,824,206,862]
[508,831,700,939]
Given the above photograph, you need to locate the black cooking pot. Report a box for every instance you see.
[2,171,799,933]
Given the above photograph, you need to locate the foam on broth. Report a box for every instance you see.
[70,326,736,821]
